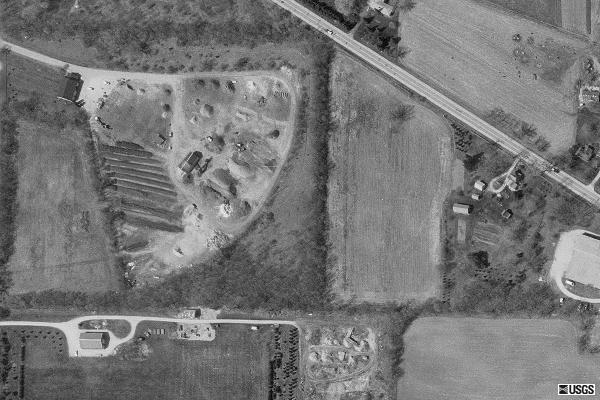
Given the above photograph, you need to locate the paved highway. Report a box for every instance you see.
[271,0,600,207]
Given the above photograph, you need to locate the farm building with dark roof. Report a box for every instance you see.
[57,72,83,103]
[178,151,202,175]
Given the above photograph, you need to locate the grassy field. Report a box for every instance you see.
[1,324,270,400]
[9,120,118,293]
[400,0,588,153]
[398,317,600,400]
[3,51,63,103]
[2,53,118,293]
[328,53,452,302]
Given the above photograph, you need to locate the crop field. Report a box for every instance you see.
[481,0,562,26]
[592,0,600,40]
[561,0,591,35]
[398,317,600,400]
[328,53,452,302]
[400,0,589,152]
[2,324,274,400]
[8,120,118,293]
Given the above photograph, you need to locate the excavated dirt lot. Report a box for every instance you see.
[328,53,452,302]
[400,0,590,152]
[84,71,296,284]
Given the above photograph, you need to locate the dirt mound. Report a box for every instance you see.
[268,129,280,139]
[228,158,256,179]
[211,168,238,196]
[200,103,214,118]
[116,141,145,150]
[198,181,226,207]
[204,135,226,153]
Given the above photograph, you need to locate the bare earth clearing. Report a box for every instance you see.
[81,69,296,284]
[9,121,117,293]
[328,53,452,302]
[398,317,600,400]
[400,0,590,152]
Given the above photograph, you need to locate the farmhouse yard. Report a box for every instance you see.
[328,53,452,302]
[400,0,589,152]
[398,317,600,400]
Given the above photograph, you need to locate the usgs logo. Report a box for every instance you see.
[558,384,596,396]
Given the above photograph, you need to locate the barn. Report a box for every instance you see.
[57,72,83,103]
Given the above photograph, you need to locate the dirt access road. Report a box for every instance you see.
[399,0,589,152]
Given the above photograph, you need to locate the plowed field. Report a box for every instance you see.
[399,317,600,400]
[328,53,452,302]
[400,0,589,152]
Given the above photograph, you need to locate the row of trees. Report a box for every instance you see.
[296,0,361,31]
[0,107,17,304]
[0,100,20,319]
[1,0,316,70]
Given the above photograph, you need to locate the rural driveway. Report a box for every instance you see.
[0,315,298,357]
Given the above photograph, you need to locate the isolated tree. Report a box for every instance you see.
[397,46,410,59]
[391,103,414,122]
[520,122,537,138]
[398,0,417,11]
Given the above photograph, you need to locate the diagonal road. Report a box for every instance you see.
[271,0,600,208]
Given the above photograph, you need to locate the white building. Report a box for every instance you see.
[453,203,473,215]
[474,180,487,191]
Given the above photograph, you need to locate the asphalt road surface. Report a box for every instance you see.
[270,0,600,207]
